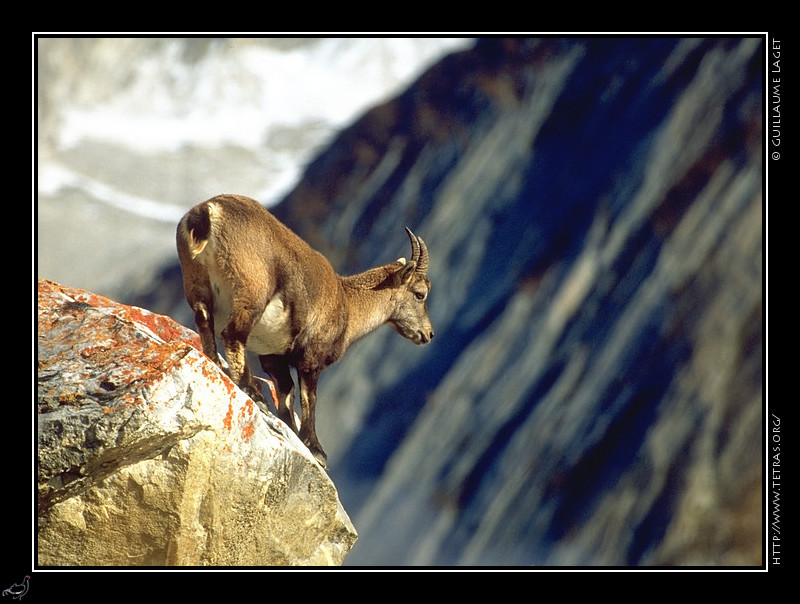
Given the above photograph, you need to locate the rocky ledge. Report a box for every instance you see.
[36,278,356,566]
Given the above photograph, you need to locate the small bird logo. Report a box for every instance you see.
[2,576,29,600]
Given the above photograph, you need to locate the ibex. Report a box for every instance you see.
[176,194,433,468]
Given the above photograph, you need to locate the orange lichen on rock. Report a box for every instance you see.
[38,278,281,447]
[38,279,207,413]
[37,278,203,352]
[223,399,234,432]
[126,305,203,351]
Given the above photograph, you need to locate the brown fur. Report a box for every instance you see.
[176,194,433,467]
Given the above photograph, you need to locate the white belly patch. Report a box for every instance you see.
[209,281,293,356]
[246,296,294,355]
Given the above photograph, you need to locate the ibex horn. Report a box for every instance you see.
[406,227,420,264]
[416,236,429,276]
[405,227,429,275]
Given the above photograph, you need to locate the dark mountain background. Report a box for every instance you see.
[131,36,763,566]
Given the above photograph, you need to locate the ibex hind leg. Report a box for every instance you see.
[192,300,219,362]
[221,311,267,405]
[259,355,299,433]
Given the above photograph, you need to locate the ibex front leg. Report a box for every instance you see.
[259,354,298,433]
[298,368,327,468]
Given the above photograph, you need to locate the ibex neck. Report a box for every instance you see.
[339,266,397,347]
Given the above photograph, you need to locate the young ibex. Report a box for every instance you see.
[176,194,433,468]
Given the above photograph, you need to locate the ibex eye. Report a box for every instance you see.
[415,292,426,301]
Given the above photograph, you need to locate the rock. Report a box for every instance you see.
[36,279,356,566]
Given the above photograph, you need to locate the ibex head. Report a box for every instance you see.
[388,227,434,345]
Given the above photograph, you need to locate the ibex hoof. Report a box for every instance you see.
[244,384,267,406]
[310,448,328,470]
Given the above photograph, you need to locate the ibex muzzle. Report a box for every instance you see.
[176,194,433,468]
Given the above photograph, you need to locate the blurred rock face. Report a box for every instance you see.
[270,37,763,566]
[132,37,762,566]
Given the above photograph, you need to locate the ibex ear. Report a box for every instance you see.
[393,260,417,286]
